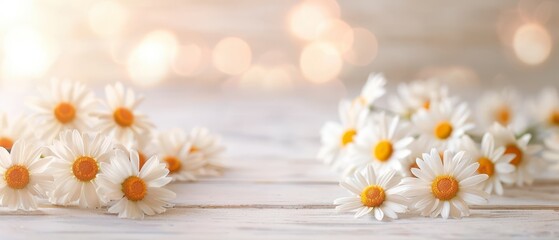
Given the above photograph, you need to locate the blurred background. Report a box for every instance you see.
[0,0,557,157]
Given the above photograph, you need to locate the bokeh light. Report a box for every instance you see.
[288,0,340,41]
[300,42,342,83]
[173,43,205,77]
[344,27,378,66]
[127,30,178,87]
[512,23,552,66]
[315,19,353,53]
[88,0,128,37]
[212,37,252,75]
[240,64,293,90]
[0,0,33,29]
[2,27,57,81]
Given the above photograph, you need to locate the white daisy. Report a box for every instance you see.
[476,89,526,134]
[490,123,543,186]
[0,140,51,211]
[401,148,489,219]
[318,100,369,170]
[543,133,559,168]
[458,134,515,195]
[157,129,205,182]
[398,140,430,177]
[352,73,386,108]
[388,79,449,118]
[97,149,175,219]
[531,88,559,129]
[92,82,155,144]
[26,79,97,141]
[412,99,474,150]
[0,113,36,151]
[334,164,408,221]
[48,130,115,208]
[123,131,158,170]
[187,127,226,177]
[347,112,413,174]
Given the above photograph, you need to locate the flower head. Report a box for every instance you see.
[187,127,226,176]
[157,129,205,182]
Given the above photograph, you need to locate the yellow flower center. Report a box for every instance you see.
[72,156,99,181]
[54,102,76,124]
[190,146,199,153]
[164,156,181,173]
[431,175,459,200]
[550,111,559,126]
[434,121,453,140]
[0,137,14,150]
[138,151,147,170]
[505,144,523,166]
[340,128,356,147]
[373,140,393,162]
[122,176,147,201]
[477,157,494,176]
[5,165,30,189]
[423,100,431,110]
[360,185,385,207]
[113,107,135,127]
[496,106,511,125]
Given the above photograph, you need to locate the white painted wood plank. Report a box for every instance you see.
[1,208,558,239]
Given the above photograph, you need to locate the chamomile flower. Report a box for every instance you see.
[388,79,449,118]
[157,129,205,182]
[543,133,559,167]
[490,123,543,186]
[0,113,36,151]
[398,140,430,177]
[318,100,369,170]
[352,73,386,108]
[48,130,115,208]
[401,149,489,219]
[476,89,526,133]
[187,127,226,176]
[334,165,408,221]
[412,99,474,150]
[27,79,97,141]
[459,134,515,195]
[97,149,175,219]
[123,132,158,170]
[92,82,155,144]
[531,88,559,129]
[347,112,413,174]
[0,140,51,211]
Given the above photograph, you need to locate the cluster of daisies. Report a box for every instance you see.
[320,73,559,220]
[0,80,225,219]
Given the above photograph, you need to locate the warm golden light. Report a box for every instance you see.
[316,19,353,54]
[212,37,252,75]
[300,42,342,83]
[2,27,57,80]
[513,23,552,66]
[0,0,32,29]
[127,30,178,86]
[88,0,128,37]
[344,27,378,66]
[240,64,293,90]
[173,44,204,77]
[288,0,340,41]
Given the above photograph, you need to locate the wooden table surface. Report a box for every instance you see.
[2,88,559,239]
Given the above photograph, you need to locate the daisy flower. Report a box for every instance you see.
[187,127,226,176]
[398,140,430,177]
[26,79,97,141]
[92,82,155,144]
[0,113,36,151]
[157,129,205,182]
[0,140,51,211]
[401,149,489,219]
[48,130,115,208]
[476,89,526,133]
[412,99,474,150]
[347,112,413,174]
[490,123,543,186]
[318,100,369,169]
[334,164,408,221]
[123,131,159,170]
[459,134,515,195]
[352,73,386,108]
[531,88,559,129]
[97,149,175,219]
[388,79,449,118]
